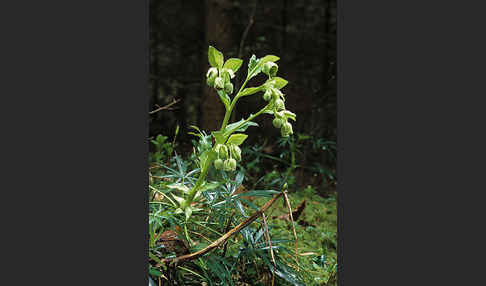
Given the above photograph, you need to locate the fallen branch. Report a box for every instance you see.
[161,191,284,265]
[149,98,180,115]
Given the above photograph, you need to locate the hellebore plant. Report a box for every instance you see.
[172,46,296,219]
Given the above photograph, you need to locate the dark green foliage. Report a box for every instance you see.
[149,131,337,285]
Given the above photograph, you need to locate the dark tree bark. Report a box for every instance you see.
[149,0,160,111]
[200,0,235,132]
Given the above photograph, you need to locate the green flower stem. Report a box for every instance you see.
[220,76,251,131]
[180,150,216,210]
[233,103,271,131]
[181,103,270,211]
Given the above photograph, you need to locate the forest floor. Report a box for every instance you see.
[254,186,338,285]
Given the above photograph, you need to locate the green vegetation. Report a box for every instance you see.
[148,46,337,286]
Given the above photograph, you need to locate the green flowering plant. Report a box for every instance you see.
[177,46,296,214]
[149,47,305,285]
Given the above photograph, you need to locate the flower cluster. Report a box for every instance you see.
[261,62,294,137]
[213,143,242,172]
[206,67,235,94]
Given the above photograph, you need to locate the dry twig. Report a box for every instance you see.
[282,191,300,269]
[262,212,276,286]
[149,98,180,115]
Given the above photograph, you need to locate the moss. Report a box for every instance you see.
[254,185,338,285]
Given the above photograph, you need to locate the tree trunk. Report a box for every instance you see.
[200,0,235,132]
[149,0,160,112]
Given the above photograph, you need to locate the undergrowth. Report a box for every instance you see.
[148,46,337,286]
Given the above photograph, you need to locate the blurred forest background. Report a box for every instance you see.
[149,0,337,193]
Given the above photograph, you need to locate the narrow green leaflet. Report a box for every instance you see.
[223,119,258,137]
[171,194,186,206]
[223,58,243,73]
[149,268,163,278]
[240,86,264,97]
[198,181,221,192]
[208,46,224,68]
[232,190,280,198]
[226,133,248,146]
[167,184,190,194]
[185,206,193,220]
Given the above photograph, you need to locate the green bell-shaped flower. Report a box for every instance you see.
[219,144,229,159]
[263,89,272,101]
[213,158,224,170]
[275,99,285,111]
[224,82,234,94]
[281,121,293,137]
[273,117,283,128]
[230,144,242,162]
[214,77,224,89]
[206,67,218,87]
[262,62,278,77]
[224,158,237,171]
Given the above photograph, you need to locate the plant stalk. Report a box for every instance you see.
[181,103,270,211]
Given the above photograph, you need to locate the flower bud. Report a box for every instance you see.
[224,82,233,94]
[206,76,215,87]
[206,68,218,87]
[219,144,229,159]
[214,77,224,89]
[273,118,283,128]
[275,99,285,111]
[230,144,242,161]
[224,158,237,171]
[214,158,224,170]
[263,89,272,101]
[281,122,293,137]
[262,62,278,77]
